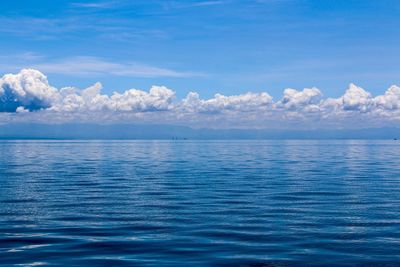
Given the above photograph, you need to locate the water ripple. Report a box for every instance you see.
[1,140,400,266]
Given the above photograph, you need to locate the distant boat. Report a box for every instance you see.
[171,137,188,140]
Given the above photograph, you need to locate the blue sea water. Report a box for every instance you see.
[0,140,400,266]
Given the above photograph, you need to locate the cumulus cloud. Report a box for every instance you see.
[374,85,400,110]
[180,91,273,113]
[0,69,176,113]
[1,69,400,128]
[0,69,58,112]
[278,87,322,111]
[50,83,175,112]
[341,83,372,112]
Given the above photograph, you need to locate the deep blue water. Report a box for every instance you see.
[1,140,400,266]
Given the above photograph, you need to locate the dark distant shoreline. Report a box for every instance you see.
[1,123,400,140]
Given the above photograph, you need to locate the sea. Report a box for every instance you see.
[0,140,399,266]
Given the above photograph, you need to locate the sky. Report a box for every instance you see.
[0,0,400,129]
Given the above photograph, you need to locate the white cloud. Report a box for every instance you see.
[2,69,400,128]
[340,83,372,112]
[374,85,400,111]
[0,69,58,112]
[16,106,29,113]
[278,87,322,111]
[0,69,177,113]
[50,84,175,112]
[180,91,273,113]
[109,86,175,111]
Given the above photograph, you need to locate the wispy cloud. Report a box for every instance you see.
[14,52,44,61]
[32,56,203,77]
[189,1,227,7]
[162,0,228,10]
[0,54,203,78]
[0,15,168,43]
[70,1,122,9]
[256,0,295,4]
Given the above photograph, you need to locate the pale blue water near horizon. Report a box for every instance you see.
[1,140,400,266]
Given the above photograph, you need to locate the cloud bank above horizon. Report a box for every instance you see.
[1,69,400,129]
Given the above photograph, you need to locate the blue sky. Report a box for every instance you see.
[1,0,399,99]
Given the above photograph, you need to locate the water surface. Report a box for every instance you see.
[1,140,400,266]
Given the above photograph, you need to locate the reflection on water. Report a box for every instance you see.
[0,140,400,266]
